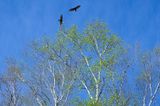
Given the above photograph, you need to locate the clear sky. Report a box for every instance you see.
[0,0,160,68]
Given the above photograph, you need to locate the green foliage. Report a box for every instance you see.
[74,99,103,106]
[4,21,158,106]
[85,100,103,106]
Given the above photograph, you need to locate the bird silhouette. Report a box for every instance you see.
[69,5,81,12]
[59,15,63,25]
[58,15,63,30]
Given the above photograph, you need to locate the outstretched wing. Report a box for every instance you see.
[69,8,75,11]
[60,15,63,21]
[69,5,81,12]
[75,5,80,9]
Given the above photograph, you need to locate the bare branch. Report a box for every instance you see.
[148,81,160,106]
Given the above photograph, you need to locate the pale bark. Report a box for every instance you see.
[81,80,93,100]
[148,81,160,106]
[143,85,147,106]
[36,97,43,106]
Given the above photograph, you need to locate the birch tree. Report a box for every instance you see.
[0,59,24,106]
[60,22,130,105]
[23,36,77,106]
[137,46,160,106]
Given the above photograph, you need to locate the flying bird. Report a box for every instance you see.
[59,15,63,26]
[69,5,81,12]
[58,15,63,30]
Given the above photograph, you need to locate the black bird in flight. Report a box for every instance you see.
[59,15,63,26]
[58,15,63,30]
[69,5,81,12]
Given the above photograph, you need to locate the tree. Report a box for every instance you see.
[2,21,160,106]
[0,59,24,106]
[59,22,131,105]
[136,46,160,106]
[20,36,78,106]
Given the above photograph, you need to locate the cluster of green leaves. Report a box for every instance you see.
[2,21,160,106]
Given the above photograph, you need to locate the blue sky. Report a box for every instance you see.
[0,0,160,68]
